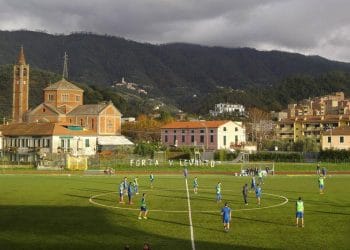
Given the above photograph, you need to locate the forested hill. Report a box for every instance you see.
[1,30,350,97]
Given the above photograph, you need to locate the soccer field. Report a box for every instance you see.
[0,174,349,249]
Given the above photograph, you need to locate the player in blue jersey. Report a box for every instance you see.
[193,177,199,194]
[127,182,134,205]
[216,182,222,203]
[184,167,188,178]
[255,184,262,206]
[150,173,154,188]
[221,202,232,232]
[251,176,256,192]
[123,177,128,194]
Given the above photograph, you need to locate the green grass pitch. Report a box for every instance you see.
[0,173,349,249]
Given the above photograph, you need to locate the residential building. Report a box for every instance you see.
[0,123,97,156]
[276,115,350,143]
[287,92,350,118]
[209,103,246,117]
[161,120,246,150]
[321,126,350,150]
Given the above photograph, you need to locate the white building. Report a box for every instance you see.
[0,123,97,156]
[210,103,246,117]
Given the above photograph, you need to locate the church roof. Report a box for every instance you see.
[44,78,83,91]
[68,103,109,115]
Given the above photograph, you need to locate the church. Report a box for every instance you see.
[0,47,132,157]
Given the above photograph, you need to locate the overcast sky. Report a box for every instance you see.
[1,0,350,62]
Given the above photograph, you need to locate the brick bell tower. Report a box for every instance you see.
[12,46,29,123]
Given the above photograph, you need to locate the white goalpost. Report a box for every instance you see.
[240,162,275,176]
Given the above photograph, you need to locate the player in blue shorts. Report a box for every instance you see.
[216,181,222,203]
[123,177,128,194]
[221,202,231,232]
[255,184,262,206]
[138,193,148,220]
[127,182,134,205]
[193,177,198,194]
[150,173,154,188]
[119,181,125,204]
[318,175,325,194]
[184,167,188,178]
[251,176,256,192]
[295,197,304,228]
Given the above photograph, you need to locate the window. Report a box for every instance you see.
[76,95,80,102]
[61,94,69,102]
[235,135,238,144]
[48,94,54,101]
[223,127,227,131]
[174,130,177,134]
[80,119,84,126]
[173,135,176,144]
[210,135,214,143]
[182,130,185,133]
[43,108,46,112]
[200,129,204,133]
[85,139,90,147]
[182,135,185,143]
[107,119,113,129]
[340,136,344,143]
[200,135,204,143]
[191,135,195,143]
[191,130,194,133]
[328,137,331,143]
[223,136,226,146]
[46,139,51,148]
[235,127,238,132]
[91,119,95,129]
[165,130,168,134]
[61,139,65,148]
[165,135,168,143]
[210,129,214,133]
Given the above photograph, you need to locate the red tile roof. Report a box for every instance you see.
[323,126,350,136]
[0,123,96,136]
[161,120,230,129]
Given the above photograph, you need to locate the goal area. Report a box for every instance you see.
[240,162,275,176]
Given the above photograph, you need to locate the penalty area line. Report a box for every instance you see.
[185,178,196,250]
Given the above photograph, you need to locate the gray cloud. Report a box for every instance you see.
[0,0,350,61]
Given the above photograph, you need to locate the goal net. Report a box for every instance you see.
[240,162,275,176]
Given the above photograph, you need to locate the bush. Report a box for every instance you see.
[318,149,350,162]
[214,150,239,161]
[249,151,303,162]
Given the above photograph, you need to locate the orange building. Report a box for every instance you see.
[12,46,29,123]
[12,47,122,136]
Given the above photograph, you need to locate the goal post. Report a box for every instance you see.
[240,162,275,176]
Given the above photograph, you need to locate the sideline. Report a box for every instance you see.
[185,178,195,250]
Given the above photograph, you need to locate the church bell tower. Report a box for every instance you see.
[12,46,29,123]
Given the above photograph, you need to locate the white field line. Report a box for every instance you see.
[89,192,288,213]
[185,178,196,250]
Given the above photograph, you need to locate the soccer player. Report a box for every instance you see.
[321,167,327,177]
[221,202,231,232]
[184,167,188,178]
[318,175,325,194]
[255,184,262,206]
[150,173,154,188]
[216,182,222,203]
[127,182,134,205]
[193,177,198,194]
[138,193,148,220]
[134,176,139,195]
[251,176,256,192]
[242,183,248,205]
[316,162,321,175]
[119,181,125,204]
[295,197,304,228]
[258,169,264,185]
[123,177,128,194]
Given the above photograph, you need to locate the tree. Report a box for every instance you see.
[247,108,273,149]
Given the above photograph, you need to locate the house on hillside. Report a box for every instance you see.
[321,126,350,150]
[160,120,246,150]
